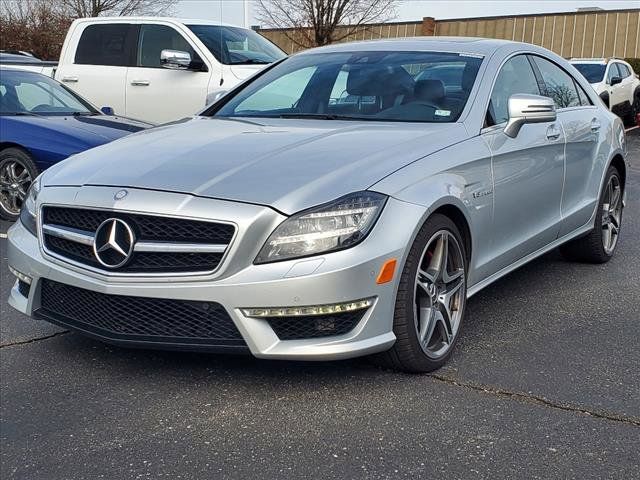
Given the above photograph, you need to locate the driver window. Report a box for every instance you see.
[606,63,621,83]
[137,24,200,68]
[487,55,540,126]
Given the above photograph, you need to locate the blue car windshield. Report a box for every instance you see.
[0,70,96,116]
[212,51,483,123]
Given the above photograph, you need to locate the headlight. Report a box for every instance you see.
[19,176,41,237]
[255,191,387,264]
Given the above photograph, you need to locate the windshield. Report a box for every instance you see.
[187,25,286,65]
[0,70,96,116]
[572,63,606,83]
[212,51,483,123]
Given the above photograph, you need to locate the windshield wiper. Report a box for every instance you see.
[72,111,98,116]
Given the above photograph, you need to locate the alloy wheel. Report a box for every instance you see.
[413,230,466,359]
[601,174,622,255]
[0,159,32,217]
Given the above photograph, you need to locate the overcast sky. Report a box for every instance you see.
[177,0,638,27]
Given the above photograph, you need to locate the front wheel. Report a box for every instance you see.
[373,214,468,373]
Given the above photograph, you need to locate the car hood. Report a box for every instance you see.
[43,117,468,214]
[14,114,150,144]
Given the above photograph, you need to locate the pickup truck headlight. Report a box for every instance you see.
[19,177,41,237]
[255,191,387,264]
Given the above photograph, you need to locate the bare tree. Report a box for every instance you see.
[61,0,176,17]
[255,0,399,49]
[0,0,72,59]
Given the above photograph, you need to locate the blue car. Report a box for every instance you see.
[0,68,151,220]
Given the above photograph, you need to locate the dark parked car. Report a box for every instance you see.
[0,68,151,220]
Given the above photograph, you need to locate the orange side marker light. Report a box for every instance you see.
[376,259,397,285]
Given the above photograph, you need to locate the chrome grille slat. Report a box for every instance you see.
[41,206,235,275]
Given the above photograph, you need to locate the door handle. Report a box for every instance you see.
[546,125,561,140]
[61,76,78,83]
[591,118,601,132]
[130,80,150,86]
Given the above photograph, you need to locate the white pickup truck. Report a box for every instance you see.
[53,17,286,123]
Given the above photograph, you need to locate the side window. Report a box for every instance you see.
[233,66,317,113]
[617,63,631,78]
[574,80,593,106]
[532,56,580,109]
[75,24,136,66]
[606,63,621,83]
[137,24,199,68]
[487,55,540,126]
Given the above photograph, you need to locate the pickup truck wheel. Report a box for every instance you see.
[0,148,38,221]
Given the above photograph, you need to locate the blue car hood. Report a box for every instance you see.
[14,115,150,145]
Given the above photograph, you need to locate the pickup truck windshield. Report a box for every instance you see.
[0,70,96,116]
[213,51,483,123]
[572,63,606,83]
[187,25,286,65]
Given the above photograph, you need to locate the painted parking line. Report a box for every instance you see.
[625,126,638,133]
[0,233,7,239]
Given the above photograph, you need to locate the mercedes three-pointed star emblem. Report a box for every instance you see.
[92,218,135,268]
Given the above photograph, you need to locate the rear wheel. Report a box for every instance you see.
[0,148,38,221]
[560,166,623,263]
[374,214,468,373]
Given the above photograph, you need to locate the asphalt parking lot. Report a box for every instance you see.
[1,129,639,479]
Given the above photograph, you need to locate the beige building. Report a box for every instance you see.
[260,8,640,59]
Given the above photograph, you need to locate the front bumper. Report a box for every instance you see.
[7,189,426,360]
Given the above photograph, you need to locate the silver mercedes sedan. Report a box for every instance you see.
[7,38,627,372]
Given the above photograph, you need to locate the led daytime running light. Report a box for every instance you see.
[242,298,374,318]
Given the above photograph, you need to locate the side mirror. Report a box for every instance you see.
[161,49,191,70]
[609,76,623,86]
[100,106,114,115]
[504,94,557,138]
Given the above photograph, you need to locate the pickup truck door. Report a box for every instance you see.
[55,23,136,115]
[125,24,212,124]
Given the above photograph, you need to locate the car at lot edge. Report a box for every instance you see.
[0,68,151,221]
[53,17,286,123]
[570,57,640,124]
[0,51,58,77]
[7,37,627,373]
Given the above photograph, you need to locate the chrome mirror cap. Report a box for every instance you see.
[160,49,192,70]
[504,94,557,138]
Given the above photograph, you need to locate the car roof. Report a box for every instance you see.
[71,16,244,28]
[0,52,43,63]
[296,37,522,56]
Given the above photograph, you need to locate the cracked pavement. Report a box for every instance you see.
[1,130,638,479]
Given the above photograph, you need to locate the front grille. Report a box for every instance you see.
[266,310,366,340]
[38,280,245,346]
[46,235,224,273]
[43,207,235,244]
[42,206,234,274]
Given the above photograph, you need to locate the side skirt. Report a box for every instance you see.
[467,223,593,298]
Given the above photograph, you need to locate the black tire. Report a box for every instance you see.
[560,166,623,263]
[632,90,640,122]
[372,214,468,373]
[0,147,38,221]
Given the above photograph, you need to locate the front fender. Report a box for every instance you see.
[371,137,493,286]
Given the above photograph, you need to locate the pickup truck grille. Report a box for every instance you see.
[41,207,235,275]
